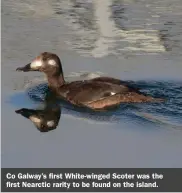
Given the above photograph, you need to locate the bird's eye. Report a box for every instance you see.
[40,124,47,132]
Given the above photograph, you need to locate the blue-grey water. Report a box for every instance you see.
[1,0,182,168]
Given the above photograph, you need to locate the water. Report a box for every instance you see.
[1,0,182,168]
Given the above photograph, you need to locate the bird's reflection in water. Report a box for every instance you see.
[15,90,124,132]
[15,94,61,132]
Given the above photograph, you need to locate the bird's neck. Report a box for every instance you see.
[47,74,65,92]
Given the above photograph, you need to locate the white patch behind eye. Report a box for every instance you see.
[111,92,116,96]
[48,59,56,66]
[30,60,42,69]
[47,120,55,127]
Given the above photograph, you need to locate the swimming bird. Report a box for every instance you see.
[16,52,164,110]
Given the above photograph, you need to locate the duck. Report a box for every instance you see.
[16,52,164,110]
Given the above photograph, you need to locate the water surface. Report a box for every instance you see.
[2,0,182,168]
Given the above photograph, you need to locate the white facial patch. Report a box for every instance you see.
[48,59,56,66]
[30,60,43,69]
[47,120,55,127]
[111,92,116,96]
[30,116,41,123]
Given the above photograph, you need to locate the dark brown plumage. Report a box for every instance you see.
[16,52,164,110]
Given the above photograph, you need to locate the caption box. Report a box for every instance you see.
[1,168,182,192]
